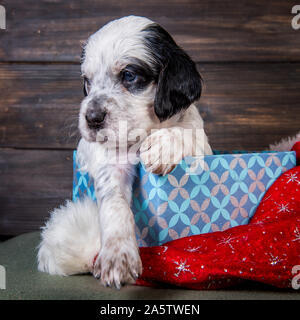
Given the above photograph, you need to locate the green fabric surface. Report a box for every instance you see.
[0,232,299,300]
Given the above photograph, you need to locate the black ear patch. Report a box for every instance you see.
[154,51,202,122]
[143,24,202,122]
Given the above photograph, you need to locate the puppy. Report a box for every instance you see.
[38,16,212,289]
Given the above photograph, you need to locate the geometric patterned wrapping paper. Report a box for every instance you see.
[72,150,296,247]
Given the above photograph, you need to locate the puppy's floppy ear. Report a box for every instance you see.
[80,44,87,96]
[155,50,202,122]
[143,24,202,122]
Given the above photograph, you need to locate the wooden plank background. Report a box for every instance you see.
[1,0,300,62]
[0,0,299,236]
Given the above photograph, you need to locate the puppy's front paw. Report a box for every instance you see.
[93,239,142,289]
[140,128,184,175]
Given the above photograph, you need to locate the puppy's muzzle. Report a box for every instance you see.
[85,98,107,130]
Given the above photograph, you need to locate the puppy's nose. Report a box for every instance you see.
[85,109,106,130]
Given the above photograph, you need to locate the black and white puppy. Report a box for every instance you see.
[38,16,212,288]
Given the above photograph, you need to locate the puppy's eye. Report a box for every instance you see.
[83,77,91,96]
[122,70,137,82]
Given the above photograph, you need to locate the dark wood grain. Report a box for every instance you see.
[0,149,73,236]
[0,0,299,62]
[0,63,299,151]
[198,63,300,150]
[0,63,82,149]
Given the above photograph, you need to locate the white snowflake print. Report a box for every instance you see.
[162,246,168,253]
[275,202,290,213]
[262,194,272,202]
[217,235,238,251]
[285,172,300,184]
[173,259,194,277]
[292,227,300,242]
[252,220,265,227]
[185,246,202,252]
[268,253,284,266]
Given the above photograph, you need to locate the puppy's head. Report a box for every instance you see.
[79,15,202,143]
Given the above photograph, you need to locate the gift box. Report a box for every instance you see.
[73,150,296,247]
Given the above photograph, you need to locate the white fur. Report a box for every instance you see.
[269,131,300,151]
[38,16,212,288]
[38,197,100,275]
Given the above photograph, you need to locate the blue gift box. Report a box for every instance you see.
[73,150,296,247]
